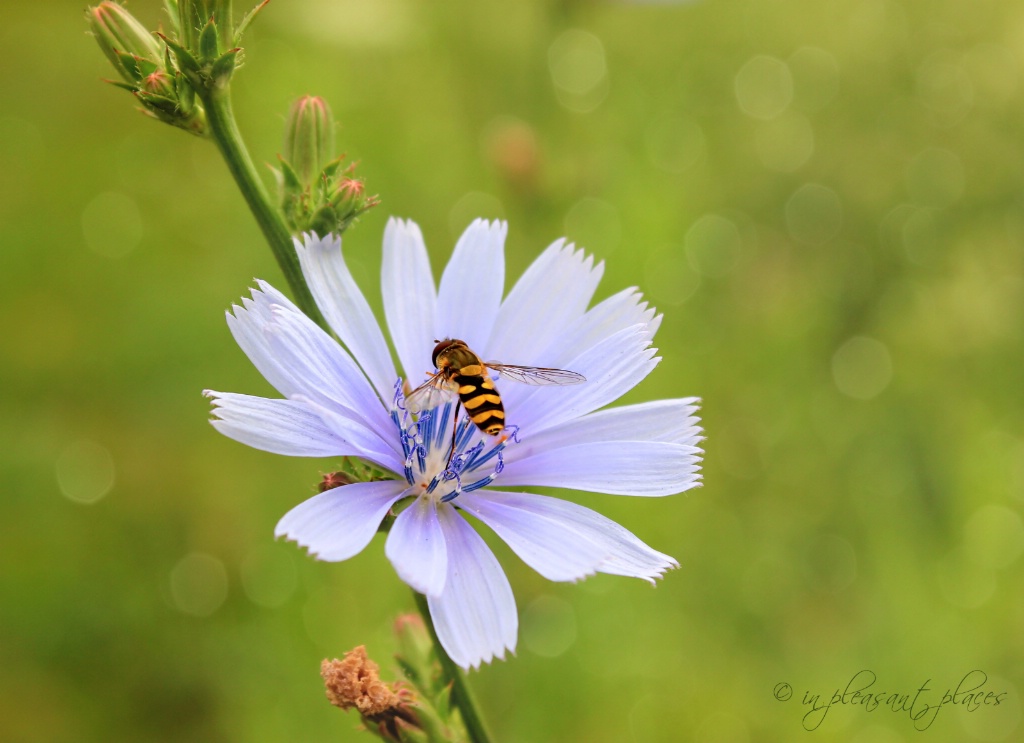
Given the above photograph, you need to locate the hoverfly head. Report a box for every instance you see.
[431,338,463,368]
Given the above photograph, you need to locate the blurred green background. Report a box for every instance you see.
[2,0,1023,740]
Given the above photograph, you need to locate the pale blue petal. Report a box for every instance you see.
[295,233,397,401]
[520,398,703,451]
[291,396,405,475]
[225,289,306,400]
[456,492,607,582]
[381,218,438,386]
[435,220,506,356]
[204,391,347,457]
[275,479,409,562]
[458,490,678,583]
[536,287,659,367]
[498,441,702,496]
[428,506,517,669]
[386,497,448,597]
[507,324,660,435]
[486,239,603,363]
[259,301,397,443]
[226,284,393,440]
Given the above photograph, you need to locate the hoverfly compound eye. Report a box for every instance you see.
[431,339,456,368]
[430,339,462,370]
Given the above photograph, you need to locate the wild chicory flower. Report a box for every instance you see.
[205,219,703,669]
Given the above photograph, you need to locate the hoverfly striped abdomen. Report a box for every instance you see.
[434,343,506,436]
[453,363,505,436]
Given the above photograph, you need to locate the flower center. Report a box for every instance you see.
[391,379,513,503]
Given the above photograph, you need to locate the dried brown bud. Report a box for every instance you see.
[321,647,419,741]
[318,470,357,492]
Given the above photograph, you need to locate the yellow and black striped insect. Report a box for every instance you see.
[406,338,586,441]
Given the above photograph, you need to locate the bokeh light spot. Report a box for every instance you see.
[965,42,1018,106]
[549,29,607,95]
[290,0,414,47]
[832,336,893,400]
[55,439,115,505]
[169,553,229,618]
[482,116,540,191]
[549,29,608,112]
[685,214,742,277]
[521,594,577,658]
[241,544,299,608]
[734,55,793,120]
[644,244,700,306]
[81,191,143,259]
[964,505,1024,570]
[785,183,843,245]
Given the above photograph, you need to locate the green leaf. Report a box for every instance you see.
[115,50,144,82]
[158,33,201,75]
[234,0,269,45]
[199,18,220,61]
[210,48,238,86]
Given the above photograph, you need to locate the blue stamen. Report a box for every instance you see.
[419,408,434,447]
[454,417,476,451]
[389,376,522,498]
[462,473,496,493]
[403,453,415,485]
[434,403,452,449]
[416,442,427,475]
[470,440,505,470]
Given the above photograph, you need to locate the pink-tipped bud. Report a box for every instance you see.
[142,69,174,97]
[88,2,163,83]
[284,95,335,185]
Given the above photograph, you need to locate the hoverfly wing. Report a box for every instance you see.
[485,363,587,386]
[405,373,456,413]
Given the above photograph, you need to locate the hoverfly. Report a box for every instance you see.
[406,338,586,458]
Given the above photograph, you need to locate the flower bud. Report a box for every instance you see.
[274,96,379,237]
[88,2,163,84]
[321,648,422,742]
[87,2,207,135]
[318,470,357,492]
[393,614,435,681]
[284,96,335,186]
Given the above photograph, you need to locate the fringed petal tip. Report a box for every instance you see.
[462,645,516,672]
[293,230,335,251]
[273,530,323,560]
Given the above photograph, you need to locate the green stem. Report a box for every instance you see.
[412,591,493,743]
[199,85,326,328]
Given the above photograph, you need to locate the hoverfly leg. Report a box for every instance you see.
[444,399,462,470]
